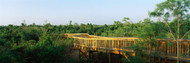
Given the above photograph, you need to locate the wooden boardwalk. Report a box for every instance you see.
[65,33,190,62]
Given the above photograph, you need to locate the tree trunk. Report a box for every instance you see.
[177,40,179,63]
[177,14,180,63]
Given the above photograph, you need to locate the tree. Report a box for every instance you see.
[113,21,123,28]
[149,0,190,62]
[21,20,26,26]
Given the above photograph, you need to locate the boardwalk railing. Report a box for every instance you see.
[65,33,190,61]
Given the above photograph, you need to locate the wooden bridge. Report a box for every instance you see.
[65,33,190,62]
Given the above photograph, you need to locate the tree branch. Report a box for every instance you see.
[180,30,190,40]
[180,21,185,26]
[165,22,176,40]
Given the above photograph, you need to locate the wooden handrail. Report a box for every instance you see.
[66,33,190,61]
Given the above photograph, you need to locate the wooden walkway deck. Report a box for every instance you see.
[65,33,190,62]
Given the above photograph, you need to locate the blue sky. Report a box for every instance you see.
[0,0,166,25]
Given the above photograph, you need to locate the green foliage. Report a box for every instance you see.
[149,0,190,39]
[188,33,190,39]
[0,24,73,63]
[0,1,189,62]
[124,38,160,63]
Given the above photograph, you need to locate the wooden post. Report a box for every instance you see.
[79,49,81,63]
[118,40,120,49]
[89,50,93,62]
[108,53,111,63]
[123,40,124,49]
[149,43,151,63]
[172,43,174,56]
[99,52,103,63]
[96,39,97,48]
[165,43,167,62]
[119,53,121,63]
[169,43,171,55]
[158,41,161,63]
[185,44,186,56]
[188,44,189,58]
[175,43,177,56]
[106,40,108,49]
[112,40,114,49]
[182,43,183,54]
[88,40,90,47]
[179,42,181,56]
[97,40,99,48]
[93,40,94,48]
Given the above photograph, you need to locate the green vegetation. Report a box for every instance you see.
[0,0,190,63]
[0,24,72,63]
[150,0,190,63]
[0,16,190,63]
[0,16,189,63]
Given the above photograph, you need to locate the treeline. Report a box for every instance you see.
[0,16,189,63]
[62,17,190,39]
